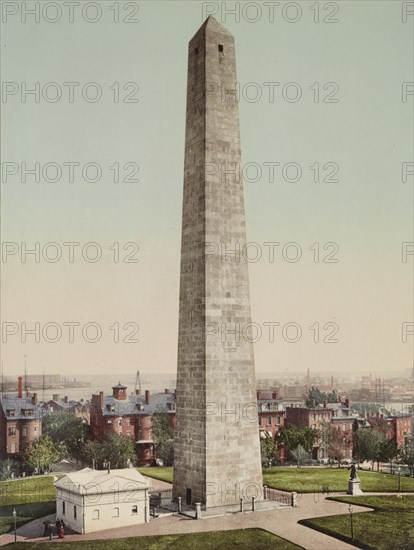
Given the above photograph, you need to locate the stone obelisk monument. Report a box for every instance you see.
[173,17,263,509]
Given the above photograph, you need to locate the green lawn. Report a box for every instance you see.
[300,495,414,550]
[138,466,414,494]
[138,467,173,484]
[0,477,56,534]
[6,529,301,549]
[262,467,414,494]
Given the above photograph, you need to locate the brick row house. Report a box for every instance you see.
[0,377,42,458]
[285,401,356,461]
[88,384,414,466]
[368,412,413,449]
[91,385,291,465]
[41,395,90,422]
[256,390,286,463]
[89,383,176,466]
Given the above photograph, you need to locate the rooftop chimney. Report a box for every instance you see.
[145,390,150,405]
[32,392,38,405]
[99,391,104,407]
[135,389,141,395]
[272,390,278,400]
[165,388,170,394]
[52,394,60,402]
[18,376,23,399]
[323,400,327,408]
[63,396,68,404]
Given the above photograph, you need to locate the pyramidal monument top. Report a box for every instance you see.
[190,15,233,40]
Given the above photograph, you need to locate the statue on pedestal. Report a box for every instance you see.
[349,463,358,480]
[347,462,363,495]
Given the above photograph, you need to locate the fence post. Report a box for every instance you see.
[178,496,182,513]
[252,496,255,512]
[195,502,201,519]
[263,485,267,500]
[240,497,244,512]
[291,492,297,507]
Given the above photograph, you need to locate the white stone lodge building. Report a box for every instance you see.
[55,467,150,533]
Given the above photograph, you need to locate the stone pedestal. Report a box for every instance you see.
[346,479,363,495]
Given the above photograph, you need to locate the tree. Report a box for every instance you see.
[152,405,174,466]
[354,429,385,470]
[42,411,90,462]
[291,445,308,468]
[0,459,18,481]
[379,439,398,466]
[260,433,276,466]
[306,387,338,408]
[278,425,317,462]
[25,436,62,474]
[400,441,414,477]
[101,433,136,468]
[83,440,104,467]
[321,425,347,466]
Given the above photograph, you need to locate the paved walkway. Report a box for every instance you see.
[0,491,373,549]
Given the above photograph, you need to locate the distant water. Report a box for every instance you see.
[4,373,177,403]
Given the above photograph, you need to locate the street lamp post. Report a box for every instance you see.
[348,504,354,541]
[398,466,401,493]
[12,508,17,543]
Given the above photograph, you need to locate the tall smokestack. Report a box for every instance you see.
[145,390,150,405]
[32,392,38,405]
[18,376,23,399]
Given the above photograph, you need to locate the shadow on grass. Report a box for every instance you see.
[299,495,414,550]
[0,502,56,535]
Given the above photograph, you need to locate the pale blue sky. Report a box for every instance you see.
[1,1,413,378]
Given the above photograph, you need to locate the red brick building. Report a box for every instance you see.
[286,404,332,460]
[0,377,42,458]
[328,417,355,461]
[41,395,90,421]
[257,390,286,463]
[369,413,413,449]
[286,400,357,462]
[90,383,176,466]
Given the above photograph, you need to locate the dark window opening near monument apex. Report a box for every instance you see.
[218,44,224,52]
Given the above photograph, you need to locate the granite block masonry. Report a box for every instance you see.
[173,16,263,509]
